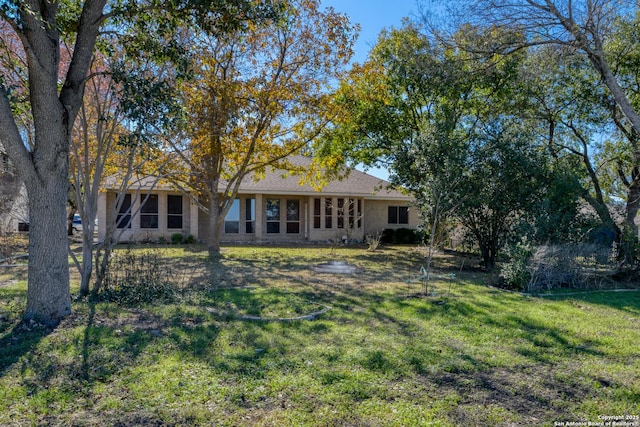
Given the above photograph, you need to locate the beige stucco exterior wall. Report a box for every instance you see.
[363,199,420,236]
[100,190,418,245]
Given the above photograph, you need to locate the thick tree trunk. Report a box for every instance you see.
[624,168,640,238]
[621,169,640,264]
[207,197,223,257]
[24,177,72,325]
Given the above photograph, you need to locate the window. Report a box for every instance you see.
[266,199,280,233]
[286,200,300,234]
[313,198,321,229]
[225,199,240,233]
[324,198,332,228]
[140,194,159,228]
[357,200,362,228]
[116,194,132,229]
[388,206,409,225]
[337,198,345,229]
[245,198,255,233]
[348,198,355,228]
[167,195,183,229]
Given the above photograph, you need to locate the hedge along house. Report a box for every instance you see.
[97,159,418,244]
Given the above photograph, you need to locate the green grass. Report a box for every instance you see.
[1,245,639,426]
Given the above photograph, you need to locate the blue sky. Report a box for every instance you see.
[320,1,420,180]
[321,0,419,64]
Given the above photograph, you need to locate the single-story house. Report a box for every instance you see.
[97,158,420,244]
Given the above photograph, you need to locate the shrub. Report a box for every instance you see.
[381,228,422,244]
[98,247,178,305]
[185,234,196,244]
[365,230,383,251]
[500,239,534,290]
[171,233,184,244]
[381,229,395,244]
[525,243,615,292]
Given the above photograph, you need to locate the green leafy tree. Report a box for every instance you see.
[0,0,280,325]
[319,23,548,270]
[431,0,640,262]
[174,0,356,256]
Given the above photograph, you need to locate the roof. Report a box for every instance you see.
[104,156,412,201]
[235,157,410,200]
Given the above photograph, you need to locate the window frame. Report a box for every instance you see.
[286,199,300,234]
[388,205,409,225]
[245,198,255,234]
[116,193,132,229]
[313,198,321,229]
[324,198,333,229]
[167,194,183,229]
[140,194,159,229]
[224,199,240,234]
[266,198,281,234]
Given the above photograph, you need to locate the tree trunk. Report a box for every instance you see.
[24,176,72,325]
[207,196,223,257]
[78,220,95,297]
[480,245,496,272]
[624,168,640,238]
[621,168,640,264]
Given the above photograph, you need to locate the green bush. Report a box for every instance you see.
[500,238,534,290]
[381,229,395,244]
[381,228,422,244]
[171,233,184,244]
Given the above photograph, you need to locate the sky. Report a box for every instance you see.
[321,0,420,64]
[319,0,421,180]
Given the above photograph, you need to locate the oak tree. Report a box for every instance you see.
[0,0,280,325]
[174,0,356,256]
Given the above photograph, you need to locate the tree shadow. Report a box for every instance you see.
[537,289,640,314]
[0,319,53,378]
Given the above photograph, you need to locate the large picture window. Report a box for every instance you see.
[225,199,240,233]
[140,194,159,228]
[116,193,132,229]
[266,199,280,233]
[388,206,409,225]
[286,200,300,234]
[167,195,183,229]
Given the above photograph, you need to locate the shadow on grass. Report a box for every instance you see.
[0,284,54,379]
[537,289,640,314]
[0,320,52,378]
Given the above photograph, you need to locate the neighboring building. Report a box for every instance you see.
[0,150,28,232]
[98,158,419,244]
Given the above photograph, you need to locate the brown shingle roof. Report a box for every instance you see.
[103,156,412,201]
[236,157,410,200]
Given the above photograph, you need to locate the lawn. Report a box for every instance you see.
[0,244,639,426]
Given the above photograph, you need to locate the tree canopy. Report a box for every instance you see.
[0,0,282,325]
[172,0,357,255]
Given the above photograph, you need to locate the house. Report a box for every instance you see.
[0,150,29,232]
[98,158,419,244]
